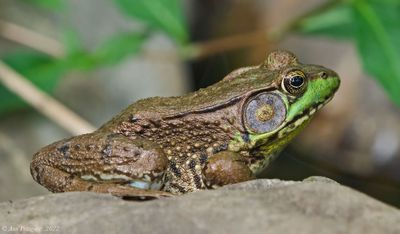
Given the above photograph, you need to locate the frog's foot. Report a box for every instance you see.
[70,179,173,199]
[74,180,173,199]
[106,185,173,199]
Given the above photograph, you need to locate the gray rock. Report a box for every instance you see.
[1,178,399,234]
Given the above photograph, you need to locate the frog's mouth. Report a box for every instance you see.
[283,95,334,132]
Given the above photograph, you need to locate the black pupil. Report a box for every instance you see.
[290,76,304,87]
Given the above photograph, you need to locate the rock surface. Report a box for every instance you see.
[1,178,400,234]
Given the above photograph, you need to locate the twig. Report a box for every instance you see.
[0,19,65,58]
[0,60,96,135]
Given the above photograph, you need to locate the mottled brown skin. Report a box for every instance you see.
[31,50,339,198]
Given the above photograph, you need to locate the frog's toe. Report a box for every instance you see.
[107,186,174,199]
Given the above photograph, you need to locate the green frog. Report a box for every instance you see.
[30,50,340,198]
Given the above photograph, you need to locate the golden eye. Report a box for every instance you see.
[282,70,307,95]
[243,92,286,133]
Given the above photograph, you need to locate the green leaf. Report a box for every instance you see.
[368,0,400,5]
[63,32,148,70]
[61,51,98,71]
[21,0,65,11]
[297,4,355,39]
[0,51,65,114]
[114,0,188,43]
[62,29,82,55]
[299,0,400,106]
[352,0,400,106]
[92,32,148,65]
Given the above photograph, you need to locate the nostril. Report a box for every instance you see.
[320,72,328,79]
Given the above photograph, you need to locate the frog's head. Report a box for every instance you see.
[230,50,340,172]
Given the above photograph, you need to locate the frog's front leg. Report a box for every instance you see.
[30,133,172,198]
[203,151,255,188]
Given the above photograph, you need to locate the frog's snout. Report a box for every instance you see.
[313,67,341,94]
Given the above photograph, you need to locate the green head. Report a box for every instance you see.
[230,50,340,173]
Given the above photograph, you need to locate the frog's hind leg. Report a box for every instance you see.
[31,165,172,198]
[30,132,172,198]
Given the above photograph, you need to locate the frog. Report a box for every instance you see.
[30,50,340,198]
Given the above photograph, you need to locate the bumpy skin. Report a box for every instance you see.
[31,50,340,198]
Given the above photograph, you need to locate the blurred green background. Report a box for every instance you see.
[0,0,400,207]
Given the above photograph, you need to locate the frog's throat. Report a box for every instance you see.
[229,76,339,152]
[249,118,311,174]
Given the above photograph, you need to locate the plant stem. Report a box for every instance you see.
[0,19,65,58]
[0,60,96,135]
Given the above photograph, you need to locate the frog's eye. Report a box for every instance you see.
[282,70,307,95]
[243,93,286,133]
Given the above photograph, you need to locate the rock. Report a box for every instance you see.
[1,178,399,234]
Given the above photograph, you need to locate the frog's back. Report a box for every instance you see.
[101,67,278,131]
